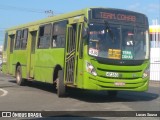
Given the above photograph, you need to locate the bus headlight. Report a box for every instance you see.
[143,67,150,78]
[86,62,97,76]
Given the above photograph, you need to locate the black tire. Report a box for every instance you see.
[108,91,118,98]
[16,66,25,86]
[56,70,66,97]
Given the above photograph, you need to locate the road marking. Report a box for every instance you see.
[0,88,8,97]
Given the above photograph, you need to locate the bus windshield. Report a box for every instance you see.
[88,23,149,60]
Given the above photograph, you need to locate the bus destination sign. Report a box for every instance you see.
[100,12,136,22]
[91,9,147,24]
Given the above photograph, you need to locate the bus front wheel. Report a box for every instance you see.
[16,66,25,86]
[56,70,66,97]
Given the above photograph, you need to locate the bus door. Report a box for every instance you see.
[64,16,84,86]
[8,34,15,74]
[29,31,37,78]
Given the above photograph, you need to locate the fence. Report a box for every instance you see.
[150,48,160,81]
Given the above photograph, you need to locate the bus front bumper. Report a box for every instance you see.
[83,72,149,91]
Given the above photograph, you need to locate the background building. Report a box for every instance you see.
[0,45,2,64]
[149,24,160,81]
[0,45,2,51]
[150,25,160,48]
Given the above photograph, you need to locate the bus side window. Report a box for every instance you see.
[15,29,28,50]
[21,29,28,49]
[52,21,67,48]
[15,30,21,49]
[38,24,52,49]
[3,32,8,51]
[9,35,15,53]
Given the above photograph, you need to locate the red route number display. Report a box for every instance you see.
[90,9,148,25]
[100,12,136,22]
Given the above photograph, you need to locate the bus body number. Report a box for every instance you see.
[106,72,119,77]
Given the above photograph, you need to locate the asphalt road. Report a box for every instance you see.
[0,72,160,120]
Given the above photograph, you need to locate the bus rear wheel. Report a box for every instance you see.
[16,66,25,86]
[56,70,66,97]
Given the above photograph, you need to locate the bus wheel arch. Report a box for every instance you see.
[53,65,62,83]
[53,65,66,97]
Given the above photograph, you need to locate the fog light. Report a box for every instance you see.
[143,67,150,78]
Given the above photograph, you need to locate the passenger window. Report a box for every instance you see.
[38,24,52,49]
[15,29,28,49]
[21,29,28,49]
[52,21,67,48]
[3,32,8,51]
[9,35,15,53]
[15,30,21,49]
[31,31,37,53]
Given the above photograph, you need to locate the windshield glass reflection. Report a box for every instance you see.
[88,23,149,60]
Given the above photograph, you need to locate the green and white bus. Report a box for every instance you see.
[2,8,150,97]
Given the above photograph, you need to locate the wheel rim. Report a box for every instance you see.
[56,78,59,90]
[16,70,21,83]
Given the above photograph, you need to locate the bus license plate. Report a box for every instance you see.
[114,82,125,86]
[106,72,119,77]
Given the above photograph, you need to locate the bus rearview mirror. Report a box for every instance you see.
[82,27,88,39]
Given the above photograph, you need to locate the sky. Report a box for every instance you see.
[0,0,160,45]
